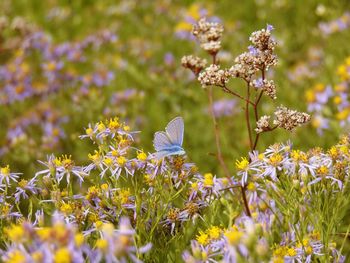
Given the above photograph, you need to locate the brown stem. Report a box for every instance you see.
[252,68,266,151]
[207,86,231,179]
[252,134,260,151]
[219,185,240,192]
[245,83,253,150]
[241,186,251,217]
[211,54,251,216]
[212,54,217,65]
[221,85,255,106]
[252,125,278,150]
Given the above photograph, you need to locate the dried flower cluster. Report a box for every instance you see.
[198,64,231,87]
[230,25,277,81]
[192,17,224,55]
[273,105,311,131]
[255,115,271,133]
[181,55,207,75]
[183,19,310,152]
[251,78,277,99]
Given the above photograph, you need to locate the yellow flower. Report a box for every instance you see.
[273,245,287,256]
[108,118,120,130]
[88,151,100,163]
[221,178,229,186]
[196,231,209,245]
[1,165,10,176]
[31,251,43,262]
[60,202,73,215]
[36,227,51,241]
[61,155,74,169]
[224,229,243,245]
[345,56,350,66]
[187,4,201,20]
[287,247,297,256]
[95,220,104,230]
[191,182,199,191]
[207,226,221,240]
[269,154,283,166]
[137,151,148,161]
[119,189,131,204]
[85,127,93,136]
[203,173,214,187]
[328,146,338,158]
[311,118,321,128]
[74,233,84,247]
[235,157,249,170]
[5,225,25,242]
[97,122,106,132]
[334,84,346,92]
[272,257,284,263]
[117,156,127,166]
[337,64,349,80]
[104,157,113,166]
[175,21,192,32]
[102,223,115,236]
[309,230,321,240]
[336,109,350,120]
[305,90,315,103]
[314,83,325,92]
[305,245,313,254]
[4,250,26,263]
[86,186,99,200]
[54,248,71,263]
[247,182,256,191]
[96,238,108,251]
[333,95,342,105]
[316,165,328,176]
[144,174,155,187]
[100,183,109,191]
[46,61,57,71]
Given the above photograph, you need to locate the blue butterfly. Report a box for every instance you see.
[153,117,186,159]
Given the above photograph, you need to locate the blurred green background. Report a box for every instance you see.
[1,0,349,176]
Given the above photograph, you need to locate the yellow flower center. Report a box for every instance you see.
[235,157,249,170]
[54,248,71,263]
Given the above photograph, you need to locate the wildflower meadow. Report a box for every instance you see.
[1,1,350,262]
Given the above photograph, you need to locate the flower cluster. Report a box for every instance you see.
[0,116,237,262]
[0,29,116,105]
[1,213,151,263]
[305,56,350,134]
[0,116,349,262]
[251,78,276,100]
[198,64,231,87]
[0,102,67,157]
[0,19,117,160]
[192,17,224,55]
[230,25,277,81]
[181,55,207,76]
[319,12,350,37]
[272,105,311,131]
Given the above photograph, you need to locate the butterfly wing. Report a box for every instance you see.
[153,147,185,159]
[153,150,171,159]
[165,117,184,146]
[153,131,172,151]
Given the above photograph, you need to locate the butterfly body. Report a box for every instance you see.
[153,117,186,159]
